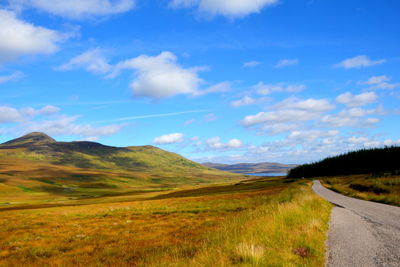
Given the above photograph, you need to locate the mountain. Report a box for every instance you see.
[0,133,242,205]
[203,162,297,174]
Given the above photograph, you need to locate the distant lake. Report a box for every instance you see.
[245,172,287,177]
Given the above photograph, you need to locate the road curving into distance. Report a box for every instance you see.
[312,180,400,267]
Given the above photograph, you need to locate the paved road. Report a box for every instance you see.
[312,180,400,267]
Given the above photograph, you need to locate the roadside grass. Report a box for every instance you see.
[321,175,400,206]
[0,179,331,266]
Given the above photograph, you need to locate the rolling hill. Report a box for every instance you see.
[203,162,297,174]
[0,132,242,205]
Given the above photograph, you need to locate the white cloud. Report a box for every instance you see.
[230,96,256,107]
[321,107,381,128]
[334,55,386,69]
[183,119,196,125]
[336,92,378,107]
[288,130,339,142]
[61,51,229,100]
[206,136,243,150]
[359,75,400,90]
[22,116,125,137]
[193,131,393,164]
[0,105,60,123]
[383,139,400,146]
[347,136,369,144]
[241,97,335,134]
[20,105,60,116]
[9,0,135,19]
[275,59,298,68]
[0,9,65,62]
[0,71,23,84]
[243,60,260,68]
[196,81,232,96]
[0,107,22,123]
[242,109,318,127]
[255,82,305,95]
[83,136,99,142]
[274,97,335,112]
[108,51,204,99]
[169,0,279,18]
[57,49,111,74]
[153,133,184,144]
[361,75,390,85]
[0,105,123,138]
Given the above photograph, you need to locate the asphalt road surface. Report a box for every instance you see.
[312,180,400,267]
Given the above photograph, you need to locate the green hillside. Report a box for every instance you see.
[0,132,241,206]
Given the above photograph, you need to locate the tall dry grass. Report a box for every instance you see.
[0,180,331,267]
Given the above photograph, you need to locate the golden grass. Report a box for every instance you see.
[0,179,331,266]
[322,175,400,206]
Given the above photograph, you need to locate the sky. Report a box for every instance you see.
[0,0,399,164]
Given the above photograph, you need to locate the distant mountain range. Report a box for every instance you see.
[203,162,297,174]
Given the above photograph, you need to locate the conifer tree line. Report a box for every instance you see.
[287,146,400,178]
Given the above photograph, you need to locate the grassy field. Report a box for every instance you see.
[0,155,242,208]
[321,175,400,206]
[0,178,331,267]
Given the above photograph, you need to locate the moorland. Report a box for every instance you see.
[1,132,399,266]
[0,132,331,266]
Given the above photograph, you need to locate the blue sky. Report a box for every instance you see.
[0,0,399,164]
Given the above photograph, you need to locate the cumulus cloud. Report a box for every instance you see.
[242,60,260,68]
[153,133,184,144]
[22,116,125,137]
[206,136,243,150]
[0,104,124,139]
[196,82,232,96]
[336,92,378,107]
[230,96,256,107]
[361,75,390,85]
[334,55,386,69]
[108,51,204,99]
[57,49,111,74]
[0,107,22,123]
[169,0,279,18]
[255,82,305,95]
[60,50,230,100]
[0,71,23,84]
[20,105,60,116]
[0,105,60,123]
[8,0,135,19]
[321,107,381,128]
[0,9,65,62]
[242,110,317,127]
[359,75,400,90]
[275,59,298,68]
[193,130,393,164]
[274,97,335,112]
[241,97,335,134]
[288,130,339,142]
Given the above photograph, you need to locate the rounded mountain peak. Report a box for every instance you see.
[1,132,56,146]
